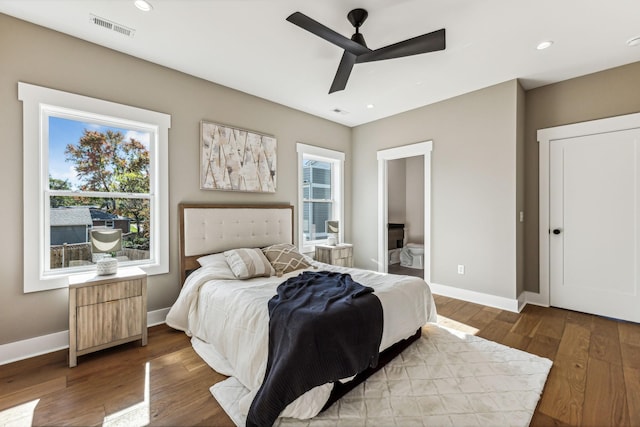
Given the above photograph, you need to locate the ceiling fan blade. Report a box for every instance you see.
[329,51,357,94]
[356,28,445,63]
[287,12,372,56]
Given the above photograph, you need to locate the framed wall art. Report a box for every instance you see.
[200,121,277,193]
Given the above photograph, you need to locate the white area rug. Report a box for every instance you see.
[210,324,552,427]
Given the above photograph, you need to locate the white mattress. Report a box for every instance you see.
[166,258,437,420]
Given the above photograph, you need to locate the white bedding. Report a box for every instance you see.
[166,255,437,421]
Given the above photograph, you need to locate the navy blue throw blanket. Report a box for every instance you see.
[246,271,383,427]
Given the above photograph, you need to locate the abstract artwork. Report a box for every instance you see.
[200,121,277,192]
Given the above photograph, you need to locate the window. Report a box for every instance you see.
[19,83,170,292]
[297,143,344,253]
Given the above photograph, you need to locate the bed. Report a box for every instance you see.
[166,203,437,425]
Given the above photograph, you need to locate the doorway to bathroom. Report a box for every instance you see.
[377,141,432,282]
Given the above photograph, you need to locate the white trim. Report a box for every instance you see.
[296,143,345,253]
[517,292,527,312]
[430,282,521,313]
[148,307,171,327]
[538,111,640,308]
[377,141,432,282]
[523,291,549,307]
[0,330,69,366]
[18,82,170,293]
[0,307,170,366]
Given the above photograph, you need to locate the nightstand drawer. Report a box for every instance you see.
[76,296,143,350]
[332,247,352,260]
[76,279,143,306]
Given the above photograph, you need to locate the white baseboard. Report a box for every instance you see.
[522,291,549,307]
[148,307,170,327]
[0,307,171,366]
[430,282,521,313]
[0,330,70,366]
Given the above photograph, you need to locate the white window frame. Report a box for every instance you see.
[296,143,344,253]
[19,82,170,293]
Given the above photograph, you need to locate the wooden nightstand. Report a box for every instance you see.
[315,243,354,267]
[68,267,147,367]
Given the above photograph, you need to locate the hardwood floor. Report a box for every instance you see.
[1,296,639,426]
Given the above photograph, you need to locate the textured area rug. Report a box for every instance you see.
[211,324,552,426]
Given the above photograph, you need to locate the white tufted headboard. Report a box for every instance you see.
[179,203,294,283]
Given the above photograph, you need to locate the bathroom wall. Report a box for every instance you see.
[405,156,424,244]
[387,158,407,224]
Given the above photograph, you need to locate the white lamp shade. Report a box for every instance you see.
[326,220,339,234]
[91,228,122,253]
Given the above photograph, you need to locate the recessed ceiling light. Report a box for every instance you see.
[536,40,553,50]
[366,104,374,109]
[627,36,640,47]
[134,0,153,12]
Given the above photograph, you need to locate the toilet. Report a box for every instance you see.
[400,243,424,269]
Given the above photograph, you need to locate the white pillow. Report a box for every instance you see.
[196,252,236,280]
[224,248,275,279]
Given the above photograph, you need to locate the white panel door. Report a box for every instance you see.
[550,129,640,323]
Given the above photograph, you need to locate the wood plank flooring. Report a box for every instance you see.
[1,295,639,426]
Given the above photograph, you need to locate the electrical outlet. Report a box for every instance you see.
[457,264,465,275]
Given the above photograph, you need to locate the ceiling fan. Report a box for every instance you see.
[286,9,446,94]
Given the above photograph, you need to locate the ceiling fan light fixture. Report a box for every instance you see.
[536,40,553,50]
[627,36,640,47]
[134,0,153,12]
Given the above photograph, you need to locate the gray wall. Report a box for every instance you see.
[352,80,521,300]
[523,61,640,293]
[0,14,351,345]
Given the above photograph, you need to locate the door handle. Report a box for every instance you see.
[552,228,562,235]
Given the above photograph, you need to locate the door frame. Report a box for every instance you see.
[377,141,432,281]
[538,112,640,307]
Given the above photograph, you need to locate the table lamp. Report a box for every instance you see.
[91,228,122,275]
[326,220,339,246]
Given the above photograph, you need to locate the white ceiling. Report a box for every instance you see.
[1,0,639,127]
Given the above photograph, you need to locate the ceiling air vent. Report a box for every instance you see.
[90,14,135,38]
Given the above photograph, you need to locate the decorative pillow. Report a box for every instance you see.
[224,248,275,279]
[262,243,312,274]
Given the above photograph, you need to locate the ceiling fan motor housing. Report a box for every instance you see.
[347,8,368,28]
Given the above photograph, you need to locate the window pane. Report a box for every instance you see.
[312,186,331,200]
[312,166,331,185]
[302,201,332,241]
[48,116,150,194]
[49,196,150,270]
